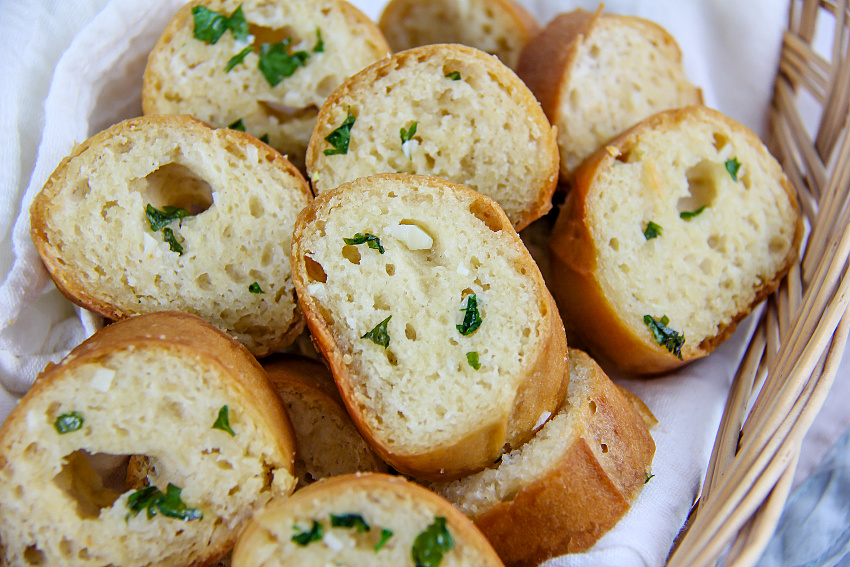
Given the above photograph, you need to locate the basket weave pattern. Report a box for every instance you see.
[668,1,850,565]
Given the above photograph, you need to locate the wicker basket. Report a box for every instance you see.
[668,1,850,565]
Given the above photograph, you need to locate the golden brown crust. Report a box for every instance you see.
[378,0,540,69]
[548,106,803,375]
[305,44,559,231]
[517,8,703,182]
[472,350,656,566]
[36,312,297,464]
[263,353,342,404]
[0,311,295,566]
[142,0,390,171]
[232,473,505,566]
[30,113,311,357]
[262,354,389,485]
[290,173,568,480]
[516,8,599,121]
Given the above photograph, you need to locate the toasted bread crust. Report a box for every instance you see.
[232,473,505,566]
[30,114,311,357]
[291,173,568,480]
[142,0,390,171]
[548,106,803,374]
[517,8,702,180]
[306,43,559,231]
[430,350,656,566]
[0,312,296,566]
[263,355,388,487]
[378,0,539,69]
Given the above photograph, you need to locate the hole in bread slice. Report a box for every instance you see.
[469,199,505,232]
[133,163,213,216]
[304,255,328,282]
[678,159,721,216]
[248,24,300,52]
[53,450,133,520]
[258,101,320,123]
[23,545,47,566]
[342,245,361,265]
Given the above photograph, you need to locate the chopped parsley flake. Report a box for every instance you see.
[248,282,265,294]
[54,411,84,434]
[292,520,323,546]
[225,45,253,72]
[445,71,461,80]
[161,227,184,255]
[331,513,371,533]
[192,4,247,44]
[146,204,191,255]
[343,232,384,254]
[466,351,481,370]
[212,405,236,436]
[400,122,417,144]
[227,118,246,132]
[323,111,356,155]
[643,315,685,360]
[314,28,324,53]
[258,39,309,86]
[457,294,482,336]
[191,6,228,44]
[145,204,191,232]
[375,528,393,552]
[259,133,270,144]
[645,473,655,484]
[226,5,249,41]
[363,316,392,348]
[412,516,454,567]
[680,205,706,220]
[401,122,418,159]
[725,157,741,181]
[644,221,662,240]
[127,483,202,521]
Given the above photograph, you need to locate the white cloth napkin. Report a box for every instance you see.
[0,1,840,566]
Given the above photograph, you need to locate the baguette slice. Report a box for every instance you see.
[30,114,312,358]
[306,43,559,231]
[0,312,296,567]
[232,473,505,566]
[142,0,390,171]
[430,349,656,566]
[548,105,803,374]
[378,0,540,70]
[517,7,702,181]
[263,354,388,488]
[291,173,569,480]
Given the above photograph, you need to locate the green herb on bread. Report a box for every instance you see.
[643,315,685,359]
[192,4,247,44]
[457,294,482,336]
[725,157,741,181]
[680,206,706,220]
[127,483,202,521]
[643,221,662,240]
[291,520,324,546]
[412,516,454,567]
[363,316,392,348]
[212,405,236,436]
[324,111,356,156]
[259,39,309,86]
[343,232,384,253]
[54,411,84,434]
